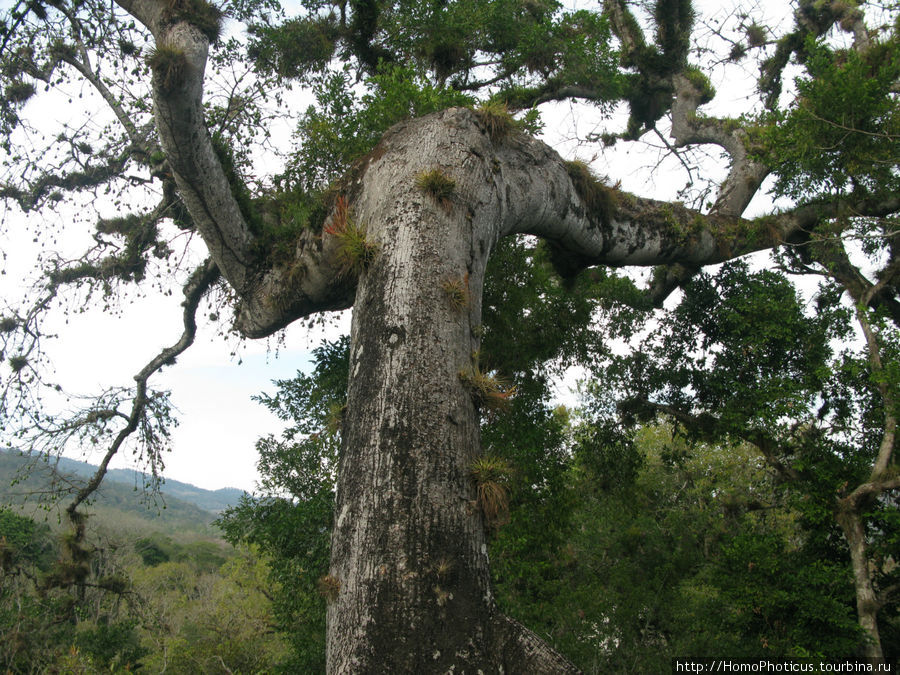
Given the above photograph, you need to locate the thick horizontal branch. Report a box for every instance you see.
[505,81,610,111]
[839,475,900,513]
[152,102,900,338]
[113,0,809,340]
[538,180,900,280]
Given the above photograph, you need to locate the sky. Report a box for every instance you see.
[0,0,796,494]
[1,220,352,491]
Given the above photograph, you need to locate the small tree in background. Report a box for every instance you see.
[593,261,899,659]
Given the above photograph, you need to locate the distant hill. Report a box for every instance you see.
[48,456,246,513]
[0,450,246,531]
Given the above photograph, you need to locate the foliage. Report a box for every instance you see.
[590,260,900,660]
[0,509,145,671]
[246,0,620,110]
[762,37,900,200]
[415,168,457,207]
[639,262,846,431]
[0,472,285,672]
[0,509,63,671]
[0,506,55,571]
[218,336,349,672]
[266,0,620,193]
[324,195,379,276]
[459,354,518,412]
[480,236,600,376]
[480,377,577,641]
[133,549,290,673]
[74,619,147,671]
[287,64,474,193]
[211,355,870,671]
[248,17,338,79]
[537,425,863,670]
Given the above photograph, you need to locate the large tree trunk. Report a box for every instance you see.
[326,111,578,672]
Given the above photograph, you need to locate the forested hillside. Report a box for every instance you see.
[0,451,288,671]
[0,449,242,525]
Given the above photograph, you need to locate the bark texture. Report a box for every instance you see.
[326,109,577,672]
[836,506,883,659]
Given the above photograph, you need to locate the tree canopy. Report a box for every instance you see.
[1,0,898,669]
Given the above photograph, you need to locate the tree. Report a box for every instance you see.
[596,261,899,659]
[0,508,61,672]
[0,507,152,672]
[218,239,590,668]
[1,0,897,670]
[551,425,864,669]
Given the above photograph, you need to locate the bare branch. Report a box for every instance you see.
[55,24,148,151]
[66,258,218,517]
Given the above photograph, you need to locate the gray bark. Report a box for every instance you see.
[148,22,257,293]
[326,109,577,672]
[836,507,884,659]
[669,73,769,218]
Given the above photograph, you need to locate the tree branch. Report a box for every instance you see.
[65,259,219,518]
[56,25,148,151]
[0,146,135,212]
[839,475,900,513]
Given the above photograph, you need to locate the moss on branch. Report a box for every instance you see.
[146,44,189,94]
[564,159,617,227]
[415,168,456,208]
